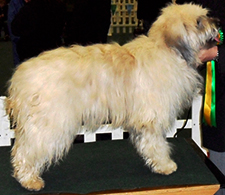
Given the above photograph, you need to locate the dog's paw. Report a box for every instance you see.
[151,159,177,175]
[20,177,45,191]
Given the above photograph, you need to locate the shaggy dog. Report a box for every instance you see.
[6,2,219,191]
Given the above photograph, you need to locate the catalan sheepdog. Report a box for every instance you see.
[5,1,220,191]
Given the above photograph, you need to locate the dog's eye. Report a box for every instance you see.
[196,16,205,29]
[197,19,201,26]
[196,17,203,28]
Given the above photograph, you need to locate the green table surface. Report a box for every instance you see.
[0,138,220,195]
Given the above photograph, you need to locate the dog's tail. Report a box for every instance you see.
[5,80,19,129]
[172,0,176,4]
[4,97,16,129]
[4,97,10,116]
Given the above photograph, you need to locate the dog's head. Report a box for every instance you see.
[149,2,220,66]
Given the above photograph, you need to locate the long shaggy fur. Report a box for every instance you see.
[5,2,219,191]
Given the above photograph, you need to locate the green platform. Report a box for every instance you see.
[0,138,221,195]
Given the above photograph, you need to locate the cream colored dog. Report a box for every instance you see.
[6,2,219,191]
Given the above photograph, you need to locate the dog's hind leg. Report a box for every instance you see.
[130,127,177,175]
[11,120,75,191]
[11,132,46,191]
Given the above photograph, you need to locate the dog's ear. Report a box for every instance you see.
[164,25,196,65]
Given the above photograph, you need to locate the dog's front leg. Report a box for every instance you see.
[130,127,177,175]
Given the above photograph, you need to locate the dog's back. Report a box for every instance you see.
[6,43,137,132]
